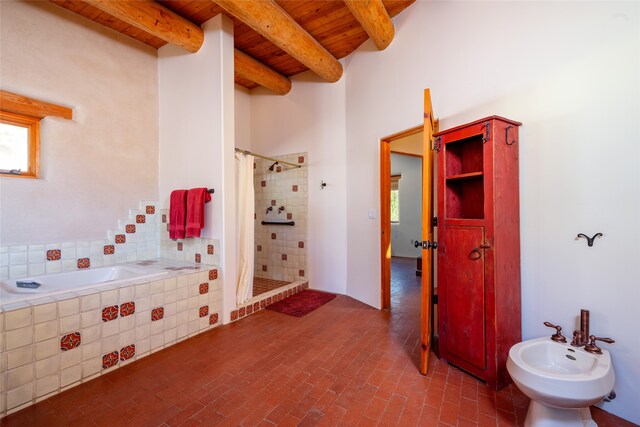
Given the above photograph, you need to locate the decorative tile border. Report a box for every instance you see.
[120,302,135,317]
[229,281,308,324]
[120,345,135,361]
[102,305,118,322]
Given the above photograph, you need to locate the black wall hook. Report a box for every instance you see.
[577,233,603,247]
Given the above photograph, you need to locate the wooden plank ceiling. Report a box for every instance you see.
[50,0,415,93]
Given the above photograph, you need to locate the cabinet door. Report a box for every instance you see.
[441,225,486,370]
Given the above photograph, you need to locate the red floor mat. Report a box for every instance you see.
[266,289,337,317]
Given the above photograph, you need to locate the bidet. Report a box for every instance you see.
[507,337,615,427]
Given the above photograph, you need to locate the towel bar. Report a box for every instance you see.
[261,221,295,226]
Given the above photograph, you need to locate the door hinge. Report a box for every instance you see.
[432,295,438,304]
[433,217,438,227]
[432,136,442,152]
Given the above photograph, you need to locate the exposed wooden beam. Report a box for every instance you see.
[234,49,292,95]
[213,0,343,83]
[343,0,394,50]
[0,90,73,120]
[83,0,204,53]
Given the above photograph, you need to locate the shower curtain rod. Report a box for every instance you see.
[235,148,302,168]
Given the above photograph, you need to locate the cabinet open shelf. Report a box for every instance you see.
[446,178,484,219]
[445,134,483,176]
[446,171,483,181]
[444,134,485,219]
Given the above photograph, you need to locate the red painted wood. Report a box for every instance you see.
[440,226,485,370]
[436,116,522,390]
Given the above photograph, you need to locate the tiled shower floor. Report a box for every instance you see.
[253,276,290,297]
[0,258,633,426]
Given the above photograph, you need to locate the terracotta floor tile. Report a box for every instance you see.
[1,257,634,427]
[317,404,347,427]
[365,396,388,421]
[265,399,298,424]
[458,404,478,424]
[379,393,407,426]
[398,408,421,426]
[478,413,499,427]
[297,408,324,426]
[438,401,460,426]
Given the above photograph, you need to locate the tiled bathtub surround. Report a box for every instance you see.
[0,261,221,417]
[254,153,308,283]
[0,201,162,281]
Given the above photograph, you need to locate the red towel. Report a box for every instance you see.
[185,188,212,238]
[169,190,188,240]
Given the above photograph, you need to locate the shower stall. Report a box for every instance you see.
[237,149,308,300]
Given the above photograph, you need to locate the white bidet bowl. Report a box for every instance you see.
[507,337,615,427]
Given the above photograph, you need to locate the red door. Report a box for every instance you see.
[440,225,485,370]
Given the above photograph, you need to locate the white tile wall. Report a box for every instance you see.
[0,201,161,281]
[254,153,308,282]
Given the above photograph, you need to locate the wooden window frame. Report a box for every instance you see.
[390,175,401,223]
[0,111,40,179]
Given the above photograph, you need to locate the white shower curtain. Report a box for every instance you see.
[236,153,254,304]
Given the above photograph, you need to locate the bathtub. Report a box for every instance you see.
[0,264,169,301]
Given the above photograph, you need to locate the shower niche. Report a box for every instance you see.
[253,152,308,297]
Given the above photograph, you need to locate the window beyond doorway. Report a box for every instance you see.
[390,175,401,223]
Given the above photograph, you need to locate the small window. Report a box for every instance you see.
[0,111,40,178]
[390,175,401,223]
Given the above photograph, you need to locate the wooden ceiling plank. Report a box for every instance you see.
[280,1,347,25]
[0,90,73,120]
[83,0,204,52]
[234,49,292,95]
[158,0,197,14]
[295,5,356,34]
[213,0,343,83]
[190,6,224,25]
[383,0,415,17]
[51,0,90,14]
[343,0,394,50]
[80,4,109,20]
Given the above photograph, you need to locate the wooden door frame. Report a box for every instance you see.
[380,124,424,310]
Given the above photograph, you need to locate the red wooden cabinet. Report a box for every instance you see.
[435,116,522,390]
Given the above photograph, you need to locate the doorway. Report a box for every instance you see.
[380,89,437,374]
[383,130,424,313]
[380,125,423,310]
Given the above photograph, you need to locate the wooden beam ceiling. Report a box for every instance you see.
[83,0,204,52]
[343,0,395,50]
[48,0,416,94]
[234,49,292,95]
[213,0,343,83]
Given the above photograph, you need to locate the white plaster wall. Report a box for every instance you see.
[0,1,158,245]
[390,154,422,258]
[250,74,348,295]
[235,86,252,151]
[158,15,236,322]
[343,1,639,422]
